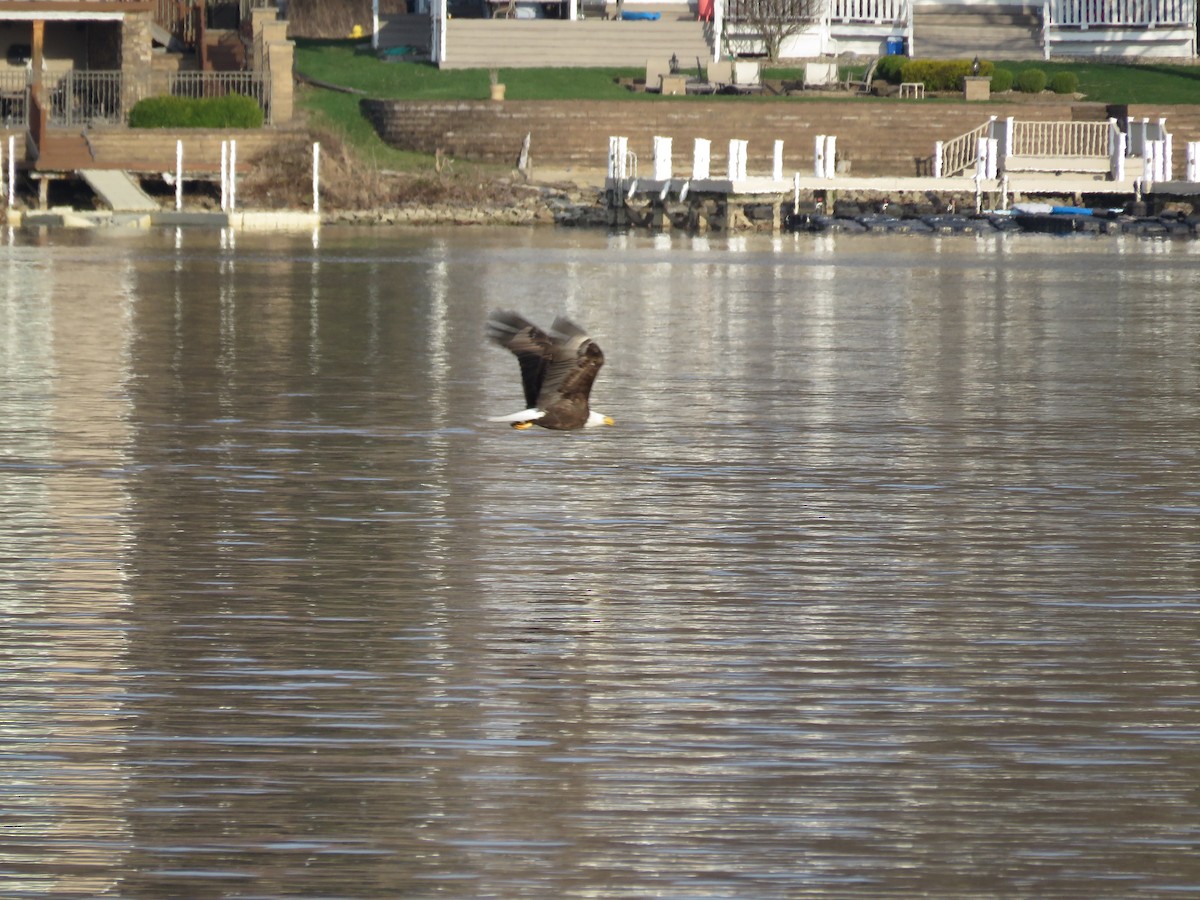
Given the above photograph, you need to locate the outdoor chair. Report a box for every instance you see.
[580,0,609,18]
[841,56,879,94]
[803,61,838,89]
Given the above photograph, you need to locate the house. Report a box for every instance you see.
[413,0,1196,67]
[0,1,293,169]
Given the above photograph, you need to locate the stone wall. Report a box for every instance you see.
[362,98,1200,177]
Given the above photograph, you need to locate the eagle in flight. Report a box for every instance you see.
[487,310,614,430]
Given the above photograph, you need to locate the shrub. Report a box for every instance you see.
[129,94,265,129]
[990,68,1014,93]
[899,58,994,92]
[1016,68,1047,93]
[1049,71,1079,94]
[874,55,907,84]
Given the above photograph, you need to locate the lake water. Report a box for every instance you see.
[2,224,1199,899]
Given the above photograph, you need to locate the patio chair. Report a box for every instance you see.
[803,61,838,90]
[706,59,761,94]
[581,0,609,18]
[841,56,879,94]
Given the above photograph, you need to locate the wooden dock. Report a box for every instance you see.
[606,171,1188,232]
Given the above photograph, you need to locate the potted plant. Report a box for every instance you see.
[489,68,505,102]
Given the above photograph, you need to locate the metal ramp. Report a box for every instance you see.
[80,170,159,212]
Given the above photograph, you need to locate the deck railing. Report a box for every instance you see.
[5,70,271,128]
[0,71,27,128]
[1011,120,1109,157]
[939,120,993,177]
[828,0,907,24]
[726,0,821,24]
[1047,0,1194,26]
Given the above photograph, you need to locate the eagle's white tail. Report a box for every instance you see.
[488,408,546,424]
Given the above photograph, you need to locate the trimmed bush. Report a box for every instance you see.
[1015,68,1047,93]
[129,94,265,129]
[1049,71,1079,94]
[990,68,1014,93]
[874,55,907,85]
[899,58,994,92]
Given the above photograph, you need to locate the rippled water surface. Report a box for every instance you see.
[2,225,1199,898]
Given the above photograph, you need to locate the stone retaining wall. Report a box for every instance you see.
[362,98,1200,177]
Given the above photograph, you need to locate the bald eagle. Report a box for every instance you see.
[487,310,614,430]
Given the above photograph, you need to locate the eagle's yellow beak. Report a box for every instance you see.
[603,416,615,426]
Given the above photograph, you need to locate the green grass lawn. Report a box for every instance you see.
[995,60,1200,105]
[292,39,1200,171]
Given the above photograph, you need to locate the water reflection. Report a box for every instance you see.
[1,228,1198,898]
[1,241,135,896]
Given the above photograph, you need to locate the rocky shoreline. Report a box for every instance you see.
[321,179,610,228]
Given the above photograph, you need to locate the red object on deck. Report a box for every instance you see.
[697,0,713,19]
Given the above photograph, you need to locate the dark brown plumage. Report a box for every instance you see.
[487,311,613,430]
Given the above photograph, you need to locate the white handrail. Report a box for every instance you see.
[939,121,992,177]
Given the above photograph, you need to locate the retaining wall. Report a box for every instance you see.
[362,98,1200,177]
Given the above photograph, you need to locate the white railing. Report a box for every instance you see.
[1011,120,1109,157]
[938,120,993,177]
[1047,0,1195,26]
[829,0,907,23]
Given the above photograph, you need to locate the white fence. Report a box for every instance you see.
[1010,120,1110,157]
[828,0,907,23]
[1044,0,1197,57]
[1046,0,1194,27]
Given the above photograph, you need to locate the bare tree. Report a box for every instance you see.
[724,0,822,62]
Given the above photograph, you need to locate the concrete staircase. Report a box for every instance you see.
[912,3,1043,60]
[80,169,159,211]
[429,14,711,68]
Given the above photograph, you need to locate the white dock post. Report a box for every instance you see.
[823,136,836,179]
[1112,129,1127,182]
[175,140,184,211]
[933,141,943,178]
[220,140,229,211]
[1150,139,1165,183]
[693,138,711,180]
[985,138,998,180]
[1164,128,1173,181]
[772,139,784,181]
[229,139,237,212]
[975,137,988,180]
[727,139,748,180]
[652,136,673,181]
[6,135,14,208]
[793,172,800,215]
[312,142,321,214]
[814,135,826,178]
[1187,141,1200,182]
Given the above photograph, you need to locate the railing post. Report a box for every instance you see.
[814,134,825,178]
[933,140,943,178]
[772,139,784,181]
[713,0,724,61]
[176,139,183,211]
